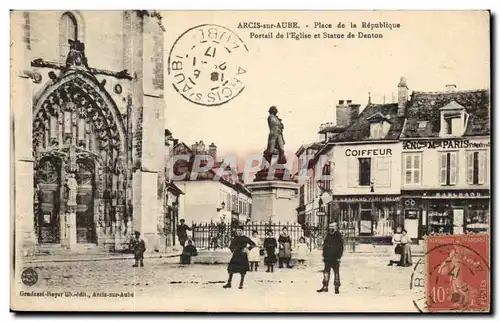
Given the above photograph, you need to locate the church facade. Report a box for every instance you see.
[11,11,167,255]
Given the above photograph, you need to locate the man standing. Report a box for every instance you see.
[317,222,344,294]
[176,219,191,247]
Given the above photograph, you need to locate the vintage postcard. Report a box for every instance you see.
[10,10,491,312]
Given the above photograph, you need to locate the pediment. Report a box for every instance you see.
[440,100,465,111]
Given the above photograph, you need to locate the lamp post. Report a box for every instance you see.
[172,200,179,246]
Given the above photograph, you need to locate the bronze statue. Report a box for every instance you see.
[264,106,286,164]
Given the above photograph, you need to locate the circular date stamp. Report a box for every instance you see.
[410,234,490,312]
[168,24,249,106]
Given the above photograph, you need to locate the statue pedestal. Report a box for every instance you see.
[246,181,299,223]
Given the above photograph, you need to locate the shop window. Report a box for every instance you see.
[466,204,489,233]
[428,203,453,235]
[439,151,457,186]
[358,158,371,186]
[403,153,422,185]
[467,150,487,185]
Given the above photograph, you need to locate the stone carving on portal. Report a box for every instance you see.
[31,40,130,250]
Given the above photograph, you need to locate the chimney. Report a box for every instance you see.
[398,77,409,117]
[336,100,359,128]
[446,84,457,92]
[349,103,360,121]
[208,143,217,161]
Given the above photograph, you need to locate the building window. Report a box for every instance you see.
[358,158,371,186]
[403,153,422,185]
[320,163,331,191]
[439,101,469,137]
[370,123,384,140]
[439,152,457,186]
[467,150,486,185]
[59,12,78,61]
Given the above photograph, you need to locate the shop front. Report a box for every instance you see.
[403,190,490,237]
[332,195,400,241]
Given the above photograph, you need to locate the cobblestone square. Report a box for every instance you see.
[16,251,420,312]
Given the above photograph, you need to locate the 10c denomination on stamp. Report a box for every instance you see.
[417,234,490,312]
[168,24,249,106]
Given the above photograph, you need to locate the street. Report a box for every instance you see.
[14,251,420,312]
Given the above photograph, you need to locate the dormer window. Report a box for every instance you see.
[439,101,469,137]
[367,112,391,140]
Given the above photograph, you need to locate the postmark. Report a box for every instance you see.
[21,267,38,287]
[410,234,490,312]
[168,24,249,106]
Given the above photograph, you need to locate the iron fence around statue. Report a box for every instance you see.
[191,221,357,252]
[192,221,309,250]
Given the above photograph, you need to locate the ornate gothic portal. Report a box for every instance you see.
[32,58,130,250]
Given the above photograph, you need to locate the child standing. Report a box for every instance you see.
[248,230,261,272]
[293,236,309,268]
[130,231,146,267]
[263,230,278,273]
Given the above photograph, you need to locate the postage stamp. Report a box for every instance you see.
[167,24,249,106]
[411,234,490,312]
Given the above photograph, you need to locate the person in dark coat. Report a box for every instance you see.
[263,230,278,272]
[176,219,191,247]
[130,231,146,267]
[317,222,344,294]
[223,225,256,289]
[180,240,198,264]
[278,227,292,268]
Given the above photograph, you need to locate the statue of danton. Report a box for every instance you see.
[264,106,287,164]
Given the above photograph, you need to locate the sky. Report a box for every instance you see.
[161,11,490,167]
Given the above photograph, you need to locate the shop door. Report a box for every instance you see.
[359,202,373,235]
[75,159,96,244]
[404,209,420,240]
[36,158,62,244]
[453,208,464,235]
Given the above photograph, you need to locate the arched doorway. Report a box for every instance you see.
[33,71,129,249]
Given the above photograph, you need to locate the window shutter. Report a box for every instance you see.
[478,151,486,184]
[404,154,412,185]
[376,156,391,187]
[439,153,447,185]
[413,154,421,184]
[347,158,358,187]
[466,152,474,184]
[449,152,457,185]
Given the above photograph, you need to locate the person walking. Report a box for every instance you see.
[248,230,262,272]
[263,230,278,273]
[278,227,292,268]
[388,226,403,266]
[176,219,191,247]
[317,222,344,294]
[223,225,256,289]
[130,231,146,267]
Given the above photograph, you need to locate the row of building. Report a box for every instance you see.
[163,132,253,248]
[296,79,490,242]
